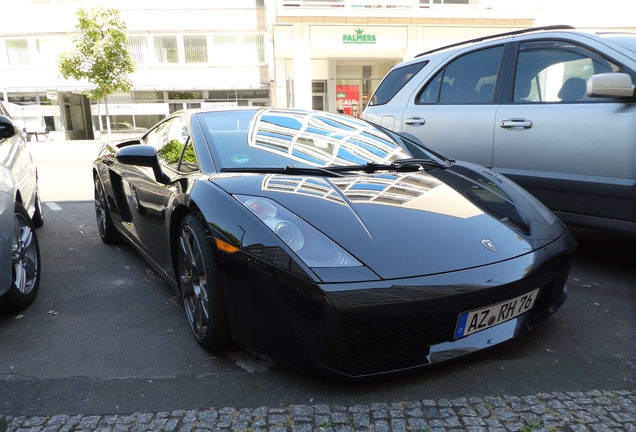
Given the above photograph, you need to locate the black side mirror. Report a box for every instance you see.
[0,116,17,139]
[117,144,170,185]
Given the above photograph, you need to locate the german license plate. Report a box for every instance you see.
[455,288,540,339]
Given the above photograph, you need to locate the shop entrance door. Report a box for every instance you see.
[312,81,326,111]
[333,60,399,117]
[61,93,93,140]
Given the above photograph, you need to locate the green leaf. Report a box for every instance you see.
[58,6,135,103]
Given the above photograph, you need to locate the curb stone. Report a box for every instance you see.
[3,389,635,432]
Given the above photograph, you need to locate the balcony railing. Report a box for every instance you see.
[278,0,543,14]
[281,0,472,8]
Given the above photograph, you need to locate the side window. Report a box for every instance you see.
[151,117,194,171]
[144,119,171,150]
[368,61,427,106]
[417,69,442,104]
[416,46,504,105]
[514,41,618,103]
[178,140,199,173]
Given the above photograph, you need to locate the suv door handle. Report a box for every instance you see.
[500,118,533,130]
[405,117,426,126]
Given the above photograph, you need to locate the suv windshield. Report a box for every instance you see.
[601,34,636,55]
[368,61,427,106]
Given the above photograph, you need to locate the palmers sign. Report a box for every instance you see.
[343,29,376,44]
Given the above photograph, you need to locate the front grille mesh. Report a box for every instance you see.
[536,265,569,309]
[318,314,439,374]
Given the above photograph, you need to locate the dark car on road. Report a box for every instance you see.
[92,108,576,379]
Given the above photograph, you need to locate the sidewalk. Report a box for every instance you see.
[27,139,104,202]
[3,389,635,431]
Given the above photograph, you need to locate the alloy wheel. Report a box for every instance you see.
[94,181,108,237]
[12,212,39,295]
[179,224,210,341]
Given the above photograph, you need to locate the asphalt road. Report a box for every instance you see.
[0,141,634,418]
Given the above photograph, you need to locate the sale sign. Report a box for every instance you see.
[336,84,360,117]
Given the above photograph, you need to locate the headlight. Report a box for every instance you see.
[235,195,362,268]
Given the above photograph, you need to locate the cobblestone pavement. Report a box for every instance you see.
[2,389,635,432]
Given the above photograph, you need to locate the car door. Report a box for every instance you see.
[0,120,37,214]
[121,116,193,275]
[400,45,506,168]
[493,39,636,227]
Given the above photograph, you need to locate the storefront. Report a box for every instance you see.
[4,91,93,141]
[273,24,409,115]
[89,88,270,136]
[3,87,270,140]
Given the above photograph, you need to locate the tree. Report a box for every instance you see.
[59,7,135,136]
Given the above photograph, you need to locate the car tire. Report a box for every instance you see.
[94,177,118,244]
[32,190,44,228]
[0,202,41,311]
[177,213,232,351]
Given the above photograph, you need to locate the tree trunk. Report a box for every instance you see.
[104,92,112,137]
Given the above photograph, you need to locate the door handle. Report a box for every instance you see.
[500,118,532,130]
[405,117,426,126]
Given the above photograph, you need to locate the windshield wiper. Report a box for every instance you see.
[219,158,450,177]
[329,158,450,173]
[398,157,452,169]
[220,166,345,177]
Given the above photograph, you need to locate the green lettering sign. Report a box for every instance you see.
[343,29,376,45]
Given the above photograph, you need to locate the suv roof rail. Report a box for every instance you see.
[414,25,576,58]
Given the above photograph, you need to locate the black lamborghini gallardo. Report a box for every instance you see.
[92,108,576,379]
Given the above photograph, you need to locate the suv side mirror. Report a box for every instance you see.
[587,73,635,98]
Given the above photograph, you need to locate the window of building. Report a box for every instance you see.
[128,36,149,64]
[420,0,469,5]
[132,91,165,102]
[206,90,238,100]
[211,35,238,65]
[237,90,269,99]
[6,39,29,66]
[125,33,265,66]
[184,36,208,63]
[34,37,61,66]
[8,93,37,104]
[243,35,265,64]
[168,91,202,100]
[154,36,178,63]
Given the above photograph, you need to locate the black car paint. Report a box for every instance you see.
[93,108,576,379]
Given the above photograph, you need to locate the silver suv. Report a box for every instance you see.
[362,26,636,233]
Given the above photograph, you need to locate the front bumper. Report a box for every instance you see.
[219,229,576,380]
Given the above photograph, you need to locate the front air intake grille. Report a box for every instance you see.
[536,264,570,309]
[317,314,439,375]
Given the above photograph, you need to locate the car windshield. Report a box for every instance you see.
[600,34,636,56]
[196,109,440,170]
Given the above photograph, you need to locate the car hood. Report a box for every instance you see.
[210,164,564,280]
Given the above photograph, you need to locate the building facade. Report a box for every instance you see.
[2,0,271,140]
[2,0,633,140]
